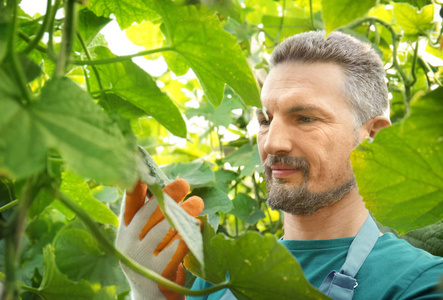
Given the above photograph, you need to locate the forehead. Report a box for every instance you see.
[260,62,350,114]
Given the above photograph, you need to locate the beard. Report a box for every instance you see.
[264,154,356,216]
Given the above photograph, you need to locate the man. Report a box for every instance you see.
[117,31,443,299]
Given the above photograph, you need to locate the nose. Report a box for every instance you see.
[263,118,293,155]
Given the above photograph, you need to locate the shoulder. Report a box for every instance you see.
[359,233,443,299]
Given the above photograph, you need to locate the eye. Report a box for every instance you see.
[299,116,316,123]
[259,118,271,126]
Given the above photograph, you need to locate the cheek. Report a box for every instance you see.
[257,133,267,161]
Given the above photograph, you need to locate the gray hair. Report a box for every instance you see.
[270,31,390,126]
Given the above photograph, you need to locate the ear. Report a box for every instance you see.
[358,116,391,143]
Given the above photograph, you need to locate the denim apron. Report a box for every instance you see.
[219,215,380,300]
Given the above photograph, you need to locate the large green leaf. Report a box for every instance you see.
[52,170,119,227]
[186,221,329,300]
[37,246,95,300]
[321,0,377,33]
[88,0,260,107]
[0,77,138,186]
[90,47,186,138]
[393,3,434,39]
[87,0,158,30]
[54,227,129,292]
[159,1,260,107]
[351,88,443,234]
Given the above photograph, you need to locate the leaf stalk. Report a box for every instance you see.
[54,0,77,77]
[71,47,174,66]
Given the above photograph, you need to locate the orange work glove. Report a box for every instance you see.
[116,179,204,300]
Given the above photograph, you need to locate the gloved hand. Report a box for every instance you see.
[116,179,204,300]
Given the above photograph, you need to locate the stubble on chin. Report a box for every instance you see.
[264,154,356,216]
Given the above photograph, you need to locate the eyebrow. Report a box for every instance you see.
[287,104,328,115]
[257,105,331,118]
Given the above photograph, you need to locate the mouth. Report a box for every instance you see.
[270,164,300,178]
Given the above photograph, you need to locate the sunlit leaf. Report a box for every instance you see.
[322,0,376,33]
[351,88,443,233]
[87,0,159,30]
[154,0,261,107]
[75,8,111,52]
[90,47,187,137]
[393,3,434,39]
[53,170,119,227]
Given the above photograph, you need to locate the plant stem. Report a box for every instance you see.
[309,0,315,30]
[76,31,109,103]
[22,0,52,54]
[3,176,41,300]
[46,0,62,60]
[18,30,50,54]
[7,0,33,104]
[347,17,412,110]
[276,0,286,43]
[71,47,174,66]
[0,199,18,213]
[56,191,230,297]
[54,0,77,77]
[409,41,419,87]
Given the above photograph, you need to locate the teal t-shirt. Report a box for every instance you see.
[189,233,443,299]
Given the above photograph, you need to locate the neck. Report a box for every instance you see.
[283,188,368,240]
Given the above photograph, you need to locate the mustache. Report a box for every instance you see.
[263,154,310,173]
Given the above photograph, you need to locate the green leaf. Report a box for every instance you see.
[400,221,443,257]
[393,3,434,38]
[244,0,278,25]
[53,170,119,227]
[87,0,159,30]
[38,246,95,300]
[229,193,265,224]
[156,0,261,107]
[351,88,443,234]
[91,47,187,138]
[161,160,215,188]
[187,224,329,300]
[75,8,111,52]
[54,227,129,292]
[186,95,244,128]
[202,0,246,23]
[321,0,377,33]
[224,143,263,176]
[196,187,233,215]
[390,0,432,10]
[261,15,311,46]
[0,77,138,186]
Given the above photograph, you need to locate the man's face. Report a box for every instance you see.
[257,62,359,215]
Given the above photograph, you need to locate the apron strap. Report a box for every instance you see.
[318,214,380,300]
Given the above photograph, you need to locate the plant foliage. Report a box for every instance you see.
[0,0,442,299]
